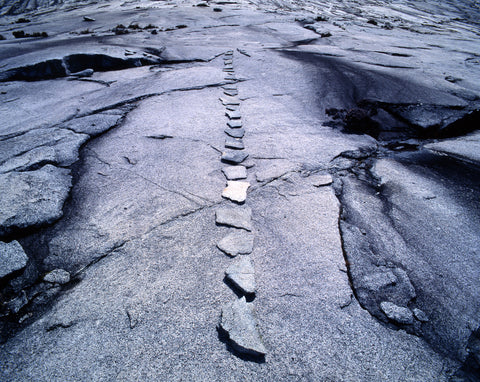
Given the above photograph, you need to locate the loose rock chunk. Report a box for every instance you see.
[215,207,253,231]
[217,229,254,257]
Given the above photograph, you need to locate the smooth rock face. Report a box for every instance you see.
[380,301,414,325]
[219,296,266,357]
[225,137,244,150]
[222,166,247,180]
[224,127,245,138]
[221,150,248,164]
[0,165,71,236]
[222,181,250,203]
[225,256,256,294]
[215,207,253,231]
[217,230,254,257]
[0,240,28,279]
[43,268,71,284]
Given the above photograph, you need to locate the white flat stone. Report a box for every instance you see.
[222,181,250,203]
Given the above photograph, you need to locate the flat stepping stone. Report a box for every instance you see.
[223,69,235,74]
[226,104,239,111]
[226,110,241,119]
[221,150,248,164]
[380,301,414,325]
[226,256,256,294]
[225,137,244,150]
[224,127,245,138]
[219,297,266,357]
[0,240,28,279]
[223,89,238,96]
[227,119,242,128]
[222,180,250,203]
[222,165,247,180]
[310,174,333,187]
[219,97,240,106]
[215,207,252,231]
[217,229,254,256]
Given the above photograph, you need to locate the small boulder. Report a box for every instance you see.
[43,269,71,285]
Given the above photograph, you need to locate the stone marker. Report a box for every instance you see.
[227,119,242,128]
[224,128,245,138]
[0,240,28,279]
[217,230,254,256]
[43,268,71,284]
[380,301,414,325]
[215,207,253,231]
[222,166,248,180]
[222,181,250,203]
[226,256,256,294]
[219,296,266,357]
[225,137,244,150]
[221,150,248,164]
[226,110,241,120]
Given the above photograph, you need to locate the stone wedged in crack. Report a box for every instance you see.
[226,256,255,294]
[219,296,266,357]
[221,150,248,164]
[413,308,429,322]
[380,301,414,325]
[222,166,247,180]
[225,137,244,150]
[224,128,245,139]
[215,207,252,231]
[0,165,72,237]
[227,119,242,128]
[217,230,254,257]
[43,268,71,285]
[226,110,241,120]
[0,240,28,279]
[309,174,333,187]
[222,181,250,203]
[64,112,124,136]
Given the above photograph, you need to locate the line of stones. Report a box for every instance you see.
[215,50,267,358]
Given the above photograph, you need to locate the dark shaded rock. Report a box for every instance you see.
[217,230,254,256]
[0,165,71,237]
[219,297,266,357]
[0,240,28,279]
[227,119,242,129]
[215,207,253,231]
[221,150,248,164]
[7,290,28,314]
[224,127,245,138]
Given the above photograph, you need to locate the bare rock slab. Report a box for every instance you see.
[226,256,256,294]
[0,165,71,236]
[217,230,254,257]
[380,301,414,324]
[224,127,245,138]
[225,137,244,150]
[222,181,250,203]
[222,166,247,180]
[219,297,266,357]
[0,240,28,279]
[221,150,248,164]
[215,207,253,231]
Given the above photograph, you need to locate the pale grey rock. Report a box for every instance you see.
[64,113,123,136]
[226,256,256,294]
[227,119,242,128]
[215,207,253,231]
[222,181,250,203]
[217,230,254,257]
[43,269,71,285]
[219,96,240,106]
[0,165,71,236]
[219,297,266,357]
[226,110,241,120]
[69,68,94,77]
[380,301,414,325]
[361,270,397,292]
[0,240,28,279]
[224,127,245,138]
[225,137,244,150]
[413,308,429,322]
[310,173,333,187]
[222,166,247,180]
[221,150,248,164]
[425,131,480,166]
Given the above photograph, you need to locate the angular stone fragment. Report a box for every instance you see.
[219,297,266,357]
[224,127,245,138]
[413,308,429,322]
[219,96,240,106]
[0,240,28,279]
[0,165,71,237]
[226,256,256,294]
[226,110,241,120]
[215,207,253,231]
[217,230,254,256]
[310,173,333,187]
[225,137,244,150]
[222,166,247,180]
[227,119,242,128]
[223,88,237,95]
[226,104,239,112]
[221,150,248,164]
[43,269,71,285]
[380,301,414,324]
[222,181,250,203]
